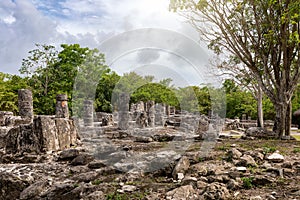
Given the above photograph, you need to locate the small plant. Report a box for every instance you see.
[92,179,102,185]
[106,192,127,200]
[263,146,276,154]
[293,147,300,153]
[241,177,254,189]
[73,183,79,188]
[217,145,229,151]
[67,170,73,177]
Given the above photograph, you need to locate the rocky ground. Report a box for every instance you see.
[0,127,300,200]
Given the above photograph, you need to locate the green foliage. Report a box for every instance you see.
[263,146,277,154]
[95,71,121,113]
[293,147,300,153]
[0,72,29,114]
[91,179,102,185]
[241,177,254,189]
[20,44,109,115]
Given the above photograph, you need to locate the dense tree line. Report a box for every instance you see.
[1,43,300,124]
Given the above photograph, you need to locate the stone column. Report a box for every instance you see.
[166,105,170,117]
[18,89,33,120]
[242,114,246,122]
[83,100,94,127]
[118,93,129,130]
[147,100,155,127]
[55,94,69,118]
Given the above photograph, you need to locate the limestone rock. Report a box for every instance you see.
[202,182,231,200]
[88,160,106,169]
[135,136,153,143]
[0,172,29,200]
[20,180,48,200]
[166,185,197,200]
[34,116,59,151]
[172,156,190,179]
[70,154,94,166]
[245,127,265,136]
[227,148,243,159]
[5,123,41,154]
[83,191,105,200]
[58,149,80,161]
[267,152,284,163]
[237,154,257,167]
[40,183,80,200]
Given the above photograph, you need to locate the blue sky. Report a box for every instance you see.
[0,0,217,86]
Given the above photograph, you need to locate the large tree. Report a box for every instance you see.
[21,44,109,115]
[171,0,300,137]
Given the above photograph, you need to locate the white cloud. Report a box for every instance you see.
[0,0,216,87]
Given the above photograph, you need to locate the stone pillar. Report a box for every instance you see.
[18,89,33,120]
[83,100,94,127]
[147,100,155,127]
[166,105,170,117]
[55,94,69,118]
[242,114,246,122]
[155,103,165,126]
[118,93,129,130]
[170,106,176,115]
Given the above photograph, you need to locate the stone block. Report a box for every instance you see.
[33,116,59,151]
[55,118,71,149]
[5,124,41,154]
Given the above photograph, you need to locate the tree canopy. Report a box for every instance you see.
[171,0,300,137]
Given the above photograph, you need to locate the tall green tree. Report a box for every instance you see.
[20,44,109,115]
[171,0,300,137]
[0,72,28,114]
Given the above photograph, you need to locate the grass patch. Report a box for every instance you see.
[292,135,300,141]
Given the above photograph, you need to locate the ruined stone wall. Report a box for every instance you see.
[1,92,79,154]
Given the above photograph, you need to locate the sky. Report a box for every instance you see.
[0,0,219,87]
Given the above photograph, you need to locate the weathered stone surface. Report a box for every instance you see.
[166,185,197,200]
[18,89,33,120]
[227,148,243,159]
[237,154,257,167]
[88,160,106,169]
[0,111,13,126]
[70,154,94,166]
[34,116,59,151]
[135,136,153,143]
[202,182,231,200]
[83,191,105,200]
[41,183,80,200]
[83,100,94,127]
[0,172,29,200]
[0,127,11,148]
[55,94,69,118]
[267,152,285,163]
[19,180,48,200]
[252,175,273,186]
[58,149,80,160]
[118,93,130,130]
[172,156,190,179]
[5,116,32,127]
[5,123,41,154]
[55,118,78,149]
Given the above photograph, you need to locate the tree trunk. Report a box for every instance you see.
[273,103,287,138]
[257,87,264,128]
[285,101,292,136]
